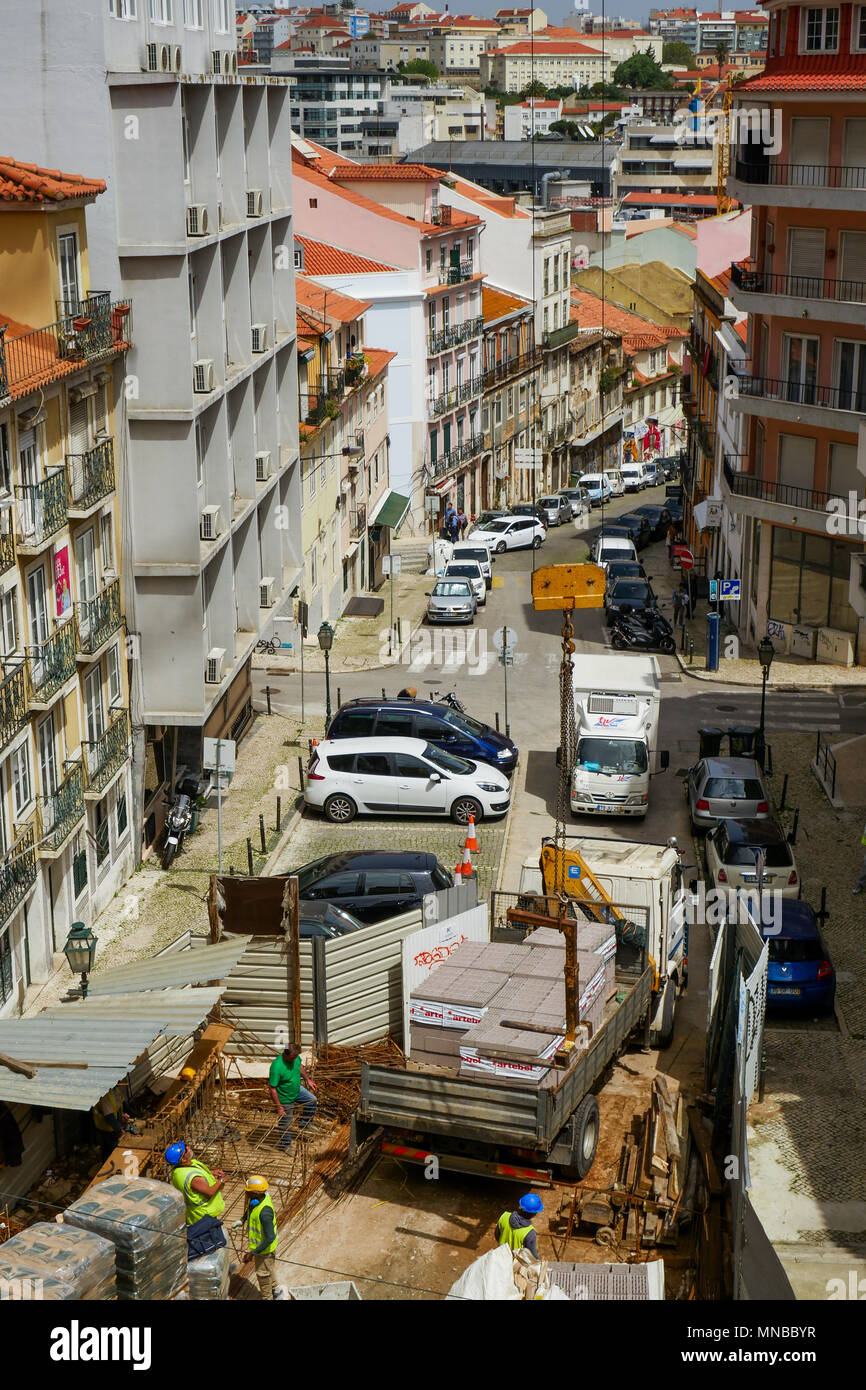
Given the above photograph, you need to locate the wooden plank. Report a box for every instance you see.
[687,1104,724,1196]
[0,1052,37,1078]
[654,1074,682,1161]
[637,1108,654,1195]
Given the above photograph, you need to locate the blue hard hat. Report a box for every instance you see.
[519,1192,543,1215]
[164,1141,186,1166]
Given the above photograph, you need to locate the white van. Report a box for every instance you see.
[603,470,625,497]
[621,464,643,492]
[595,536,639,568]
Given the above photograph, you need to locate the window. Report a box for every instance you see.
[11,743,31,817]
[107,642,123,708]
[57,231,81,314]
[856,8,866,49]
[334,709,375,737]
[38,714,57,798]
[76,528,98,605]
[183,0,203,27]
[213,0,230,33]
[426,248,433,273]
[149,0,172,21]
[116,784,128,838]
[26,567,49,647]
[188,268,197,338]
[101,512,114,572]
[310,547,317,590]
[835,340,866,412]
[110,0,138,17]
[0,927,12,1008]
[94,798,110,867]
[181,107,191,187]
[0,423,10,494]
[769,529,856,632]
[364,871,415,893]
[802,7,838,51]
[355,753,391,776]
[85,668,106,744]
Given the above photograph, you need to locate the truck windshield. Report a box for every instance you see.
[577,738,648,775]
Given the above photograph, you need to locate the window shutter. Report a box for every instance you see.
[842,118,866,172]
[69,399,90,454]
[829,442,859,496]
[840,230,866,287]
[777,433,815,492]
[789,118,829,171]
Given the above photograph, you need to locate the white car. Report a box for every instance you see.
[594,537,639,568]
[469,516,546,552]
[621,465,643,492]
[304,737,512,824]
[603,470,626,498]
[452,542,493,588]
[577,473,613,506]
[442,559,486,607]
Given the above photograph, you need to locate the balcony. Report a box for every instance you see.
[0,664,29,754]
[429,435,485,479]
[29,620,78,707]
[0,518,14,577]
[545,419,572,448]
[430,206,453,226]
[349,504,367,538]
[432,379,483,415]
[0,821,37,929]
[37,760,85,858]
[83,708,129,799]
[344,353,366,388]
[481,350,541,390]
[300,390,340,428]
[0,296,132,403]
[66,438,116,516]
[722,454,847,524]
[446,259,474,285]
[427,317,485,355]
[77,579,123,659]
[730,260,866,325]
[16,468,68,552]
[730,158,866,212]
[542,321,582,352]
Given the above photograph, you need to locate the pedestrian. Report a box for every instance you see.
[495,1193,543,1258]
[241,1176,285,1300]
[457,507,468,539]
[666,522,679,566]
[91,1086,124,1159]
[164,1141,227,1256]
[268,1043,318,1151]
[853,821,866,894]
[448,511,460,544]
[442,502,456,539]
[672,581,689,630]
[397,686,418,699]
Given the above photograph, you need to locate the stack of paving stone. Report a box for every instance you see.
[65,1178,187,1301]
[0,1222,116,1300]
[188,1244,231,1300]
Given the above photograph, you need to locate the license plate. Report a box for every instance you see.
[597,805,623,813]
[770,987,801,996]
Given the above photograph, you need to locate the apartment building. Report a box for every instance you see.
[0,162,133,1014]
[503,99,564,141]
[1,2,302,855]
[421,18,501,78]
[567,329,626,480]
[480,40,608,90]
[480,288,540,511]
[616,121,719,199]
[719,0,866,663]
[495,8,550,34]
[280,63,389,154]
[347,36,431,68]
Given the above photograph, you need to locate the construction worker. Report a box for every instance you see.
[496,1194,542,1259]
[268,1042,317,1151]
[165,1141,227,1251]
[241,1176,283,1300]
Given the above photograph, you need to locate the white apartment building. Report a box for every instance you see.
[0,1,302,856]
[503,100,564,142]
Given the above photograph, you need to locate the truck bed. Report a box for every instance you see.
[358,968,652,1154]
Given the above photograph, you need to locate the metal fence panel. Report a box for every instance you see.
[321,909,423,1047]
[220,936,315,1055]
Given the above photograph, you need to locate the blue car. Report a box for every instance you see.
[761,901,836,1013]
[325,697,519,773]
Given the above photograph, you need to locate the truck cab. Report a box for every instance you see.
[570,654,666,818]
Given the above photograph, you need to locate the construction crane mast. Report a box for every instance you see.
[716,74,735,215]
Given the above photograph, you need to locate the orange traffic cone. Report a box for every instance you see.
[454,862,464,886]
[465,815,479,854]
[459,839,473,880]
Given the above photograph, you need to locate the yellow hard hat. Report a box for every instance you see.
[245,1175,269,1194]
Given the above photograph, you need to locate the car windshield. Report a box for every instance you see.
[577,738,648,775]
[608,564,641,578]
[293,857,337,892]
[433,581,473,597]
[423,744,473,774]
[445,709,487,736]
[539,497,558,507]
[767,937,824,963]
[445,565,481,579]
[580,477,601,486]
[483,520,511,534]
[725,841,792,867]
[454,549,487,563]
[611,581,649,599]
[705,778,765,799]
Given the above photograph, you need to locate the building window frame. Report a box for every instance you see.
[800,6,839,53]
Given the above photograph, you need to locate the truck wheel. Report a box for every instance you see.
[558,1094,600,1181]
[653,979,677,1049]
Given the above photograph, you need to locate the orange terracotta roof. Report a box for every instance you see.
[326,162,443,182]
[0,310,130,397]
[296,275,371,325]
[672,221,698,240]
[448,175,531,220]
[297,236,398,275]
[623,192,718,208]
[0,156,106,204]
[362,347,397,380]
[712,268,731,295]
[483,285,532,321]
[293,147,481,236]
[734,320,748,345]
[570,288,686,350]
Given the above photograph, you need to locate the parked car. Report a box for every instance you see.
[603,470,626,498]
[442,560,486,607]
[665,482,684,503]
[761,900,836,1013]
[604,559,647,593]
[473,510,508,530]
[604,577,658,620]
[659,456,681,482]
[620,465,644,492]
[705,818,799,897]
[452,542,494,588]
[594,536,639,568]
[641,459,661,486]
[425,578,476,624]
[537,494,572,527]
[616,513,653,550]
[559,487,591,517]
[469,516,546,552]
[510,502,549,529]
[304,738,512,824]
[687,757,770,832]
[590,528,634,559]
[632,504,673,540]
[666,498,684,526]
[577,473,613,506]
[290,851,453,925]
[299,901,365,938]
[326,697,518,773]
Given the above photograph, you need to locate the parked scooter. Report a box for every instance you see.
[162,770,202,869]
[611,609,676,655]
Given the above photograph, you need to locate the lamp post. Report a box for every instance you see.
[317,620,334,728]
[757,635,774,767]
[63,921,98,998]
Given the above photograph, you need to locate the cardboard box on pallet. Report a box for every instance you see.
[444,941,527,974]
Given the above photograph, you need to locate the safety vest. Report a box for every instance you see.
[496,1210,533,1252]
[247,1194,278,1256]
[171,1159,225,1225]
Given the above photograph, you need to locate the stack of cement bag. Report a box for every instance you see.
[0,1222,116,1300]
[188,1245,231,1300]
[65,1178,187,1300]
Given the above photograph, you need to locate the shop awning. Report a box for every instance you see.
[369,490,410,530]
[694,498,723,530]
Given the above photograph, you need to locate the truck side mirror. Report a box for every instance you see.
[688,878,699,894]
[660,750,670,771]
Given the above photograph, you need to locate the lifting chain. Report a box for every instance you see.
[554,608,577,901]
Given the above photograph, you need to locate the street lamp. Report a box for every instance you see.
[317,620,334,727]
[757,635,775,767]
[63,921,98,998]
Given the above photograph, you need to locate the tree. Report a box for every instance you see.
[402,58,438,81]
[613,51,673,90]
[522,79,547,97]
[662,41,695,67]
[589,80,625,98]
[714,40,730,69]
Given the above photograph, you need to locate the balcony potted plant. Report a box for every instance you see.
[72,314,92,333]
[111,302,131,337]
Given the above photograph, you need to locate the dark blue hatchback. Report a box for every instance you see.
[326,698,518,773]
[761,901,836,1013]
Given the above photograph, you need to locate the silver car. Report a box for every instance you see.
[442,560,486,607]
[687,757,770,833]
[559,487,591,518]
[425,578,476,625]
[538,494,571,526]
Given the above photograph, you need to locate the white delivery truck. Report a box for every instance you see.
[570,653,667,818]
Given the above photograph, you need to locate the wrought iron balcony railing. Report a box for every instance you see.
[427,317,485,354]
[730,260,866,304]
[83,708,129,798]
[16,468,68,550]
[722,455,844,515]
[734,158,866,191]
[0,821,36,929]
[446,259,474,285]
[734,374,866,415]
[0,518,14,577]
[38,760,85,856]
[349,504,367,538]
[481,350,541,389]
[66,438,116,514]
[77,579,123,656]
[29,620,78,705]
[429,435,484,479]
[0,663,28,754]
[432,378,483,415]
[0,296,131,403]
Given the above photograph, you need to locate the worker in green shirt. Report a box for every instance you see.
[268,1042,317,1151]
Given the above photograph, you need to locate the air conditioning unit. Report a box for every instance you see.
[251,323,268,354]
[193,359,215,393]
[145,42,170,72]
[255,450,272,481]
[200,504,223,541]
[247,189,264,218]
[260,577,275,608]
[223,50,235,76]
[171,45,183,73]
[212,50,222,74]
[205,647,226,684]
[187,204,210,236]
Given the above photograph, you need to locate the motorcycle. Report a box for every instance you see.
[610,608,676,655]
[162,772,201,869]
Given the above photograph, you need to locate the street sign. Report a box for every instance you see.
[709,580,718,601]
[721,579,741,600]
[492,625,518,653]
[382,553,403,576]
[514,449,542,469]
[203,737,236,775]
[498,652,514,666]
[675,546,695,572]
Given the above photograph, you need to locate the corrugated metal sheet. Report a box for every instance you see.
[322,910,423,1047]
[86,937,250,995]
[39,989,224,1033]
[359,1062,544,1145]
[220,937,315,1056]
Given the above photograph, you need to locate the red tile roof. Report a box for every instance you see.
[296,275,371,327]
[738,64,866,92]
[362,347,397,381]
[570,287,686,352]
[734,320,748,345]
[622,191,718,208]
[293,145,481,235]
[483,285,532,321]
[296,236,398,275]
[0,156,106,204]
[325,162,443,182]
[0,311,130,396]
[488,40,605,56]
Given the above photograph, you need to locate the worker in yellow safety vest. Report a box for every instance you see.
[241,1175,284,1300]
[496,1193,542,1259]
[165,1141,226,1224]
